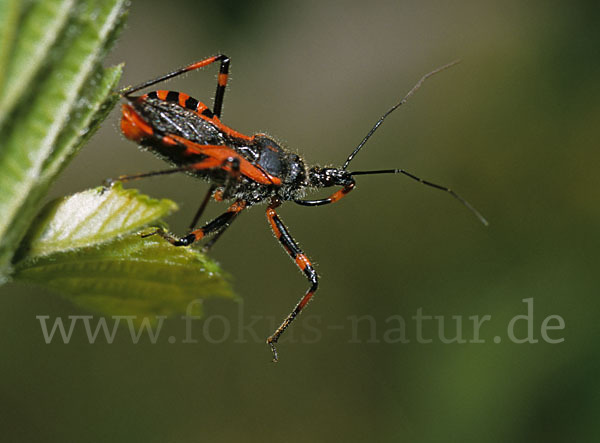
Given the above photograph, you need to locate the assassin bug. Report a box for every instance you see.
[111,54,488,361]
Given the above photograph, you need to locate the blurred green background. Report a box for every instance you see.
[1,0,599,441]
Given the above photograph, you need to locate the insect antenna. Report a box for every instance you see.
[350,168,488,226]
[342,60,461,170]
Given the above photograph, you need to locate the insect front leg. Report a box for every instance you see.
[294,183,355,206]
[265,199,319,362]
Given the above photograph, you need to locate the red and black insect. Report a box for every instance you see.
[111,54,487,361]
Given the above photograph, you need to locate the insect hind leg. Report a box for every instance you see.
[119,54,231,118]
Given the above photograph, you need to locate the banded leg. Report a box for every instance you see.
[154,200,247,247]
[266,199,319,362]
[130,156,243,247]
[121,54,231,118]
[201,208,242,252]
[294,183,355,207]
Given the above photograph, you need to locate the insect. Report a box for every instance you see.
[111,54,488,361]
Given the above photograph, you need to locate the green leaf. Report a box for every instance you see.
[0,0,20,90]
[14,234,234,321]
[41,65,123,184]
[16,183,178,259]
[0,0,127,280]
[13,185,233,321]
[0,0,77,122]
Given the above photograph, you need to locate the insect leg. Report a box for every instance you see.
[294,183,355,206]
[193,155,243,251]
[265,199,319,362]
[108,153,226,188]
[188,185,216,230]
[188,185,243,252]
[201,208,242,252]
[211,57,230,118]
[121,54,230,118]
[188,154,240,209]
[151,200,247,247]
[102,166,196,188]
